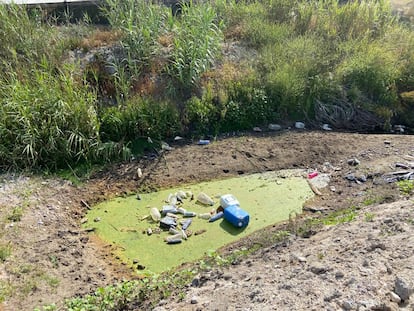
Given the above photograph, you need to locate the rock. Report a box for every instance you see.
[191,277,200,287]
[137,264,145,270]
[253,127,262,132]
[335,271,345,279]
[347,158,360,166]
[191,296,199,304]
[389,292,401,304]
[342,300,354,310]
[132,259,139,264]
[152,307,167,311]
[297,256,307,263]
[384,140,391,145]
[310,263,328,274]
[324,290,341,302]
[394,277,413,301]
[367,242,386,252]
[93,217,101,222]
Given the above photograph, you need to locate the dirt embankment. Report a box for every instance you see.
[0,131,413,310]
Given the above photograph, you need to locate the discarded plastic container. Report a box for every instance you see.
[223,205,249,228]
[220,194,240,209]
[198,213,211,220]
[159,216,177,230]
[183,211,197,217]
[162,205,178,215]
[167,193,177,205]
[177,207,187,214]
[176,190,187,200]
[268,123,282,131]
[150,208,161,222]
[295,122,305,129]
[181,218,192,230]
[198,139,210,145]
[169,227,179,235]
[166,239,182,244]
[308,172,318,179]
[165,234,182,244]
[209,211,224,222]
[197,192,214,206]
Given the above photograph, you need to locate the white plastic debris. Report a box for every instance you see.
[322,124,332,131]
[295,122,305,129]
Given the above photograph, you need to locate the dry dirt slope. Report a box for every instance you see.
[161,199,414,311]
[0,131,414,310]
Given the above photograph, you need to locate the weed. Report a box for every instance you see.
[7,206,23,222]
[42,275,60,288]
[365,212,375,222]
[397,180,414,195]
[0,281,13,303]
[0,243,11,262]
[49,255,59,269]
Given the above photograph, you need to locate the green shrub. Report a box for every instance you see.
[0,63,100,169]
[336,41,400,121]
[167,2,224,92]
[100,97,180,142]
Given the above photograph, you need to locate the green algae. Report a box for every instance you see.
[84,170,313,273]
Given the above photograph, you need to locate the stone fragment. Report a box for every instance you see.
[389,292,401,304]
[394,277,413,301]
[347,158,360,166]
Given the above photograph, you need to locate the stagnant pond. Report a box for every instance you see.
[84,170,313,273]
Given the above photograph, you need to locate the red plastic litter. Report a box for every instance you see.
[308,172,318,179]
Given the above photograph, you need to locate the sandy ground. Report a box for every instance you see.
[0,131,414,310]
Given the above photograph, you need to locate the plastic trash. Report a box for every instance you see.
[181,218,192,230]
[165,234,182,244]
[161,142,173,151]
[169,227,179,235]
[209,211,224,222]
[308,172,318,179]
[220,194,240,209]
[162,205,178,215]
[197,192,214,206]
[177,207,187,214]
[268,124,282,131]
[176,190,187,200]
[322,124,332,131]
[166,239,182,244]
[159,216,177,230]
[223,205,249,228]
[198,139,210,145]
[150,208,161,222]
[198,213,211,220]
[295,122,305,129]
[183,211,196,217]
[167,193,177,205]
[181,229,188,240]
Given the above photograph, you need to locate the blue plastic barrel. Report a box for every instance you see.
[223,205,249,228]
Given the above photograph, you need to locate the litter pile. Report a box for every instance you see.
[144,192,249,245]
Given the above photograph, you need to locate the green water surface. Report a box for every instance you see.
[85,170,313,273]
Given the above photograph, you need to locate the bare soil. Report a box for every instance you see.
[0,131,414,310]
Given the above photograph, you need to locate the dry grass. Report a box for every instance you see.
[80,28,122,50]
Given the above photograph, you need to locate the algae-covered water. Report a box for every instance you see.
[85,170,313,273]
